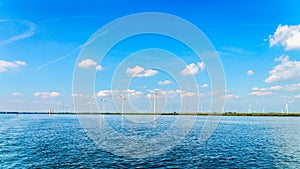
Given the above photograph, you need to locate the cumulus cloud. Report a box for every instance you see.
[12,92,22,96]
[269,24,300,50]
[265,55,300,83]
[126,65,158,77]
[247,70,255,76]
[200,84,209,88]
[34,92,60,98]
[181,63,198,75]
[78,58,102,71]
[158,80,172,85]
[0,60,27,72]
[96,89,143,98]
[181,62,205,75]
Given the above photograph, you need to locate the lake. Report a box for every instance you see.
[1,114,300,168]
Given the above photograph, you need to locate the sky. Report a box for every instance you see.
[0,0,300,112]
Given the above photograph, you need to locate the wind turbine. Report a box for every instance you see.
[285,102,289,114]
[119,95,127,114]
[147,90,160,113]
[74,104,84,113]
[248,105,252,113]
[99,99,107,113]
[200,104,203,113]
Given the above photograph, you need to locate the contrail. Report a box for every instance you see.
[36,28,109,70]
[36,46,81,70]
[0,20,36,47]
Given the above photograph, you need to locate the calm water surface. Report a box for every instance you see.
[0,114,299,168]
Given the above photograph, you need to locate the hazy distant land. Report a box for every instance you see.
[1,111,300,116]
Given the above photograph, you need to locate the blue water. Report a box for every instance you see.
[1,114,300,168]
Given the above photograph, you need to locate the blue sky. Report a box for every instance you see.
[0,0,300,112]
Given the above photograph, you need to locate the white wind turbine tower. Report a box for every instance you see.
[147,89,160,113]
[99,99,107,113]
[285,102,289,114]
[248,105,252,113]
[119,95,127,114]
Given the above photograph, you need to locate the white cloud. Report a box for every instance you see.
[223,94,240,99]
[181,62,205,75]
[295,95,300,99]
[126,65,158,77]
[251,87,268,91]
[249,87,272,96]
[274,55,289,62]
[126,89,143,97]
[96,89,143,98]
[249,91,272,96]
[146,89,200,98]
[250,83,300,97]
[158,80,172,85]
[72,93,83,97]
[269,86,282,91]
[96,90,115,97]
[78,58,102,71]
[137,85,148,89]
[147,89,181,98]
[15,60,27,66]
[96,65,103,71]
[247,70,254,76]
[200,84,209,88]
[198,62,206,70]
[277,83,300,91]
[0,60,27,72]
[126,65,143,75]
[34,92,60,98]
[265,55,300,83]
[269,24,300,50]
[12,92,22,96]
[181,91,197,97]
[49,92,60,97]
[181,63,199,75]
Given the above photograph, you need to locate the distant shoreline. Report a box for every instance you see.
[1,112,300,117]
